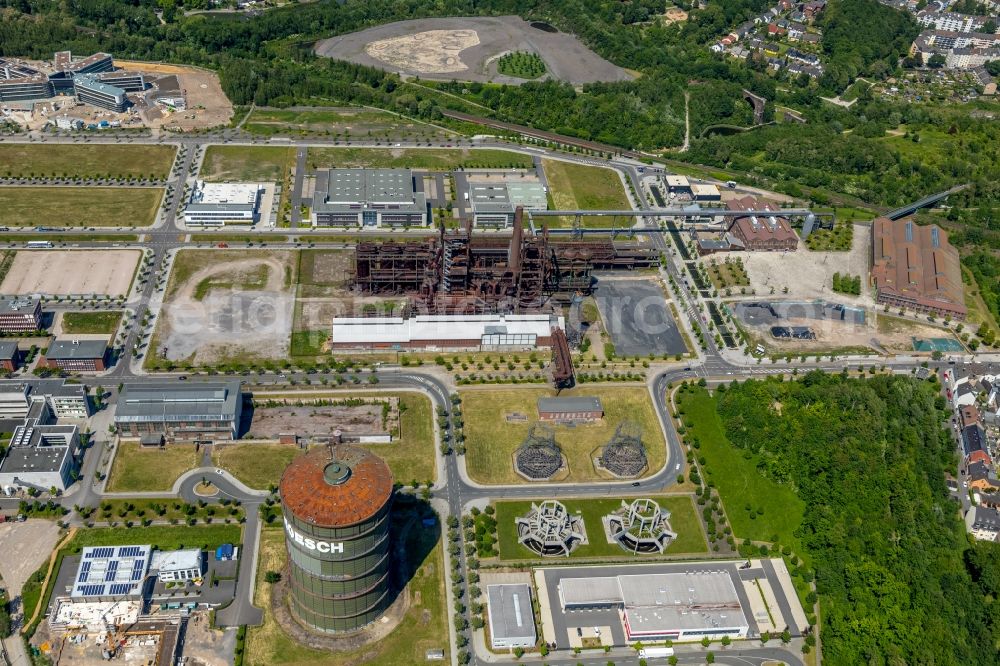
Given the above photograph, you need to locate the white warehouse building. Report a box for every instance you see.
[184,181,265,226]
[329,314,564,351]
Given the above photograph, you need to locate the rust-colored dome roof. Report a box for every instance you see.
[280,445,393,528]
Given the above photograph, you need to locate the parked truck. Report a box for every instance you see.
[639,647,675,659]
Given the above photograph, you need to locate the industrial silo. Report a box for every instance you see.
[279,444,394,633]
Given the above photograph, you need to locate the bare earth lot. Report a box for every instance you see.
[1,250,139,297]
[0,520,61,603]
[248,399,399,439]
[156,250,295,364]
[316,16,633,85]
[729,223,873,307]
[117,61,234,130]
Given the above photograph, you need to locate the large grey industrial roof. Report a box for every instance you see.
[313,168,426,214]
[115,381,241,423]
[0,426,76,474]
[559,572,749,634]
[486,584,537,641]
[537,396,603,414]
[45,339,107,360]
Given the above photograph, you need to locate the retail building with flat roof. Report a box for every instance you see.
[487,584,537,650]
[557,571,749,641]
[312,169,427,228]
[470,182,547,228]
[871,217,966,319]
[114,380,243,441]
[184,182,265,226]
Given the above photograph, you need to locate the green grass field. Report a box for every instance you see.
[0,144,176,180]
[67,524,242,551]
[0,187,163,227]
[61,310,123,335]
[541,159,631,227]
[676,388,808,564]
[105,442,200,492]
[461,386,665,484]
[213,444,303,490]
[307,147,531,170]
[200,145,295,182]
[495,495,707,560]
[246,506,447,666]
[245,107,449,140]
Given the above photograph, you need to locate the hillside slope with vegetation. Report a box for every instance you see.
[681,373,1000,665]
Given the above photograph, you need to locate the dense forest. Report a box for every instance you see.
[0,0,915,150]
[705,374,1000,665]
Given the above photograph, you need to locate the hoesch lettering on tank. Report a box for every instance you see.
[284,518,345,553]
[279,444,395,634]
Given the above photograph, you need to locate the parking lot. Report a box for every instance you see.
[593,278,687,357]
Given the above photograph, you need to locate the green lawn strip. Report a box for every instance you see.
[676,387,808,566]
[61,310,123,335]
[245,107,448,139]
[462,386,665,485]
[307,147,531,170]
[0,187,163,227]
[3,234,139,243]
[93,498,245,526]
[495,495,707,561]
[246,502,446,665]
[105,442,201,492]
[0,144,176,180]
[212,444,304,491]
[541,159,631,227]
[190,234,291,244]
[200,145,295,182]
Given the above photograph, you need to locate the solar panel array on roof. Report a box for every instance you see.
[71,545,152,599]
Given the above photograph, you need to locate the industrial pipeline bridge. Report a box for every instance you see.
[885,184,970,220]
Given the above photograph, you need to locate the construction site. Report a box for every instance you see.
[353,209,658,314]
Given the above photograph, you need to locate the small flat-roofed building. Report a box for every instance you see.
[967,506,1000,542]
[0,341,17,372]
[115,380,243,441]
[330,314,563,351]
[470,182,547,228]
[71,545,151,601]
[725,196,798,252]
[690,183,721,202]
[557,572,749,641]
[0,420,79,492]
[0,381,90,421]
[312,168,427,228]
[40,338,108,372]
[664,175,691,196]
[0,296,42,334]
[151,549,203,582]
[871,217,966,319]
[487,584,537,650]
[536,396,604,422]
[184,182,265,226]
[0,383,31,420]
